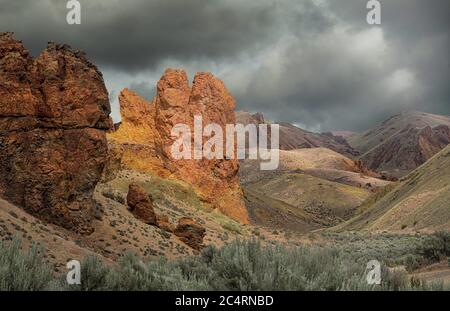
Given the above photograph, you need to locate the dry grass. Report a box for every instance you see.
[333,145,450,232]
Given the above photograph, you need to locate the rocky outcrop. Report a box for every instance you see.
[108,69,249,224]
[0,33,111,234]
[126,183,157,225]
[156,214,174,233]
[107,88,166,176]
[101,140,123,183]
[174,217,206,251]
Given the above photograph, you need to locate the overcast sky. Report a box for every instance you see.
[1,0,448,132]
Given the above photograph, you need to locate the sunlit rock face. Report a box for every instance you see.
[109,69,249,224]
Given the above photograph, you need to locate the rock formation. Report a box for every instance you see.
[156,214,174,233]
[0,33,111,234]
[109,69,249,224]
[174,217,206,251]
[126,183,157,225]
[101,140,124,183]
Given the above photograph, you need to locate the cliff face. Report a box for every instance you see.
[109,69,249,224]
[0,33,111,234]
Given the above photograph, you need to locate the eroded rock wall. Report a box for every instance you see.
[0,33,111,234]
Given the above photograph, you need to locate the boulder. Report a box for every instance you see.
[174,217,206,250]
[126,183,157,226]
[156,214,174,233]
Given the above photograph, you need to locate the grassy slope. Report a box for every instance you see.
[245,172,370,228]
[2,233,449,291]
[240,147,388,189]
[0,168,254,271]
[0,198,106,274]
[244,187,321,232]
[333,145,450,232]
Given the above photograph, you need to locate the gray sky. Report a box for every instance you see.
[1,0,448,132]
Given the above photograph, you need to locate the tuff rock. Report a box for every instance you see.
[0,33,111,234]
[109,69,249,224]
[173,217,206,251]
[126,183,157,226]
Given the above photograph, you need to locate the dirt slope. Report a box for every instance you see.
[240,147,386,188]
[333,145,450,232]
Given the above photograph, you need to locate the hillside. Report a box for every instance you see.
[348,111,450,177]
[330,131,357,138]
[0,168,256,269]
[241,147,388,231]
[236,111,359,157]
[0,198,106,274]
[333,145,450,232]
[245,173,371,228]
[240,147,387,188]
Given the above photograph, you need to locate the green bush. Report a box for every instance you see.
[1,234,449,291]
[417,231,450,263]
[58,239,448,291]
[0,238,54,291]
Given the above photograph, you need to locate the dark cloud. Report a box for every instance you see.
[128,81,156,102]
[0,0,279,71]
[0,0,448,131]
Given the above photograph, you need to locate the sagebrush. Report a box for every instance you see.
[1,232,449,291]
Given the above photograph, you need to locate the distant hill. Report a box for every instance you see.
[245,172,371,229]
[241,147,389,231]
[330,131,357,139]
[236,111,359,157]
[240,147,386,188]
[333,145,450,232]
[348,111,450,177]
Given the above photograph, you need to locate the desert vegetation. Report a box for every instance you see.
[1,232,448,291]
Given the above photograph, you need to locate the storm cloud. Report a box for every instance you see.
[0,0,448,131]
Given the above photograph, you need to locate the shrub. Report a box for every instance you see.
[1,234,449,291]
[221,222,242,234]
[0,238,54,291]
[417,231,450,263]
[102,189,125,205]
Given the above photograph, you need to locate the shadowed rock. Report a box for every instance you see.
[126,183,157,226]
[0,33,112,234]
[174,217,206,251]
